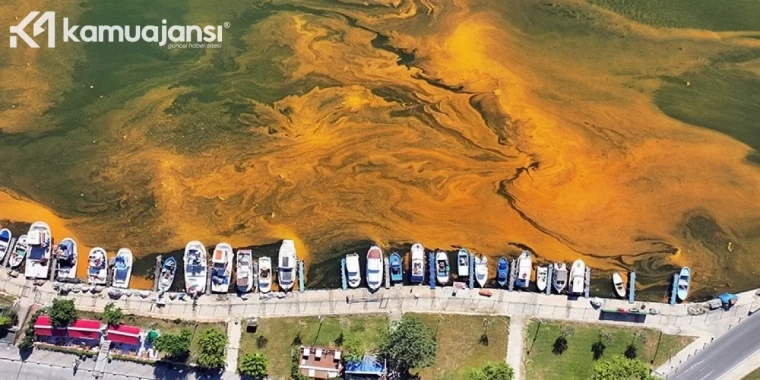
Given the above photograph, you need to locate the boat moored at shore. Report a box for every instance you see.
[677,267,691,301]
[184,241,208,296]
[435,251,450,285]
[211,243,233,293]
[569,259,586,295]
[389,252,403,283]
[278,240,297,291]
[410,243,425,284]
[612,272,626,298]
[497,257,508,288]
[457,249,470,278]
[25,222,52,279]
[537,266,548,292]
[346,253,361,288]
[258,256,272,293]
[515,251,532,289]
[236,249,253,293]
[0,229,11,263]
[366,246,383,291]
[475,255,488,287]
[112,248,133,289]
[553,263,567,293]
[54,238,77,281]
[9,235,27,269]
[158,257,176,292]
[88,247,108,285]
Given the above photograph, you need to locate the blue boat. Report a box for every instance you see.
[389,252,403,283]
[497,257,509,288]
[677,267,690,301]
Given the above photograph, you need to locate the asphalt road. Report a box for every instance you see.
[669,312,760,380]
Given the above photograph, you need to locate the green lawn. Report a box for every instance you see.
[524,320,694,380]
[744,367,760,380]
[79,310,226,360]
[239,315,389,379]
[412,313,510,380]
[588,0,760,31]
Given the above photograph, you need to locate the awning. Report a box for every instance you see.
[106,324,141,345]
[67,319,102,340]
[345,356,385,375]
[33,315,66,337]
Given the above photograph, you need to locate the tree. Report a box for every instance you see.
[100,302,124,326]
[592,355,656,380]
[592,330,612,360]
[343,335,364,362]
[470,362,514,380]
[195,329,227,369]
[239,353,267,379]
[154,329,192,361]
[48,299,77,328]
[379,314,437,375]
[0,315,13,328]
[553,335,568,355]
[625,343,638,359]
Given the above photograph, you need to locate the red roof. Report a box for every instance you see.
[106,324,141,345]
[68,319,102,340]
[33,316,101,340]
[34,315,66,337]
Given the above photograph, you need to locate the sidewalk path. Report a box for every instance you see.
[506,315,525,380]
[226,318,241,375]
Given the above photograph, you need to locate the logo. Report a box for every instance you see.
[9,11,226,49]
[10,11,56,48]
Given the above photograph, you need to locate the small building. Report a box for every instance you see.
[298,345,343,379]
[106,324,141,346]
[344,356,386,380]
[34,316,101,341]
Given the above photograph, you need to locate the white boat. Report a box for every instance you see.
[612,272,626,298]
[410,243,425,283]
[456,249,469,277]
[474,255,488,287]
[569,259,586,295]
[54,238,78,280]
[278,239,297,291]
[346,253,361,288]
[112,248,133,289]
[158,257,177,292]
[435,251,450,285]
[536,266,548,291]
[9,235,27,268]
[184,241,207,295]
[0,229,12,262]
[258,256,272,293]
[235,249,253,293]
[515,251,532,289]
[366,246,383,291]
[87,247,108,285]
[211,243,233,293]
[553,263,568,293]
[24,221,52,279]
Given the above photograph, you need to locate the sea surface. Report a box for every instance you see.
[0,0,759,299]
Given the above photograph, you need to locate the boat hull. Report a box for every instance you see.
[278,240,297,291]
[88,248,108,286]
[536,267,548,291]
[389,253,403,283]
[515,251,532,289]
[435,251,449,285]
[569,260,586,295]
[496,257,509,287]
[366,246,383,290]
[677,267,691,301]
[410,243,425,283]
[553,263,567,294]
[25,222,52,279]
[0,229,11,262]
[612,272,626,298]
[211,243,233,294]
[112,248,133,289]
[236,250,253,293]
[258,257,272,293]
[475,256,488,287]
[9,235,27,269]
[184,241,208,295]
[55,238,78,281]
[158,257,177,292]
[456,249,469,277]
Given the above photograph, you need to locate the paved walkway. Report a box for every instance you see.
[506,315,525,380]
[225,319,241,374]
[1,270,759,378]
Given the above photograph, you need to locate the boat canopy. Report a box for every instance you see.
[56,241,74,260]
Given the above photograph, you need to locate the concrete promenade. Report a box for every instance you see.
[1,269,758,379]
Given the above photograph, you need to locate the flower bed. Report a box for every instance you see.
[35,343,98,358]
